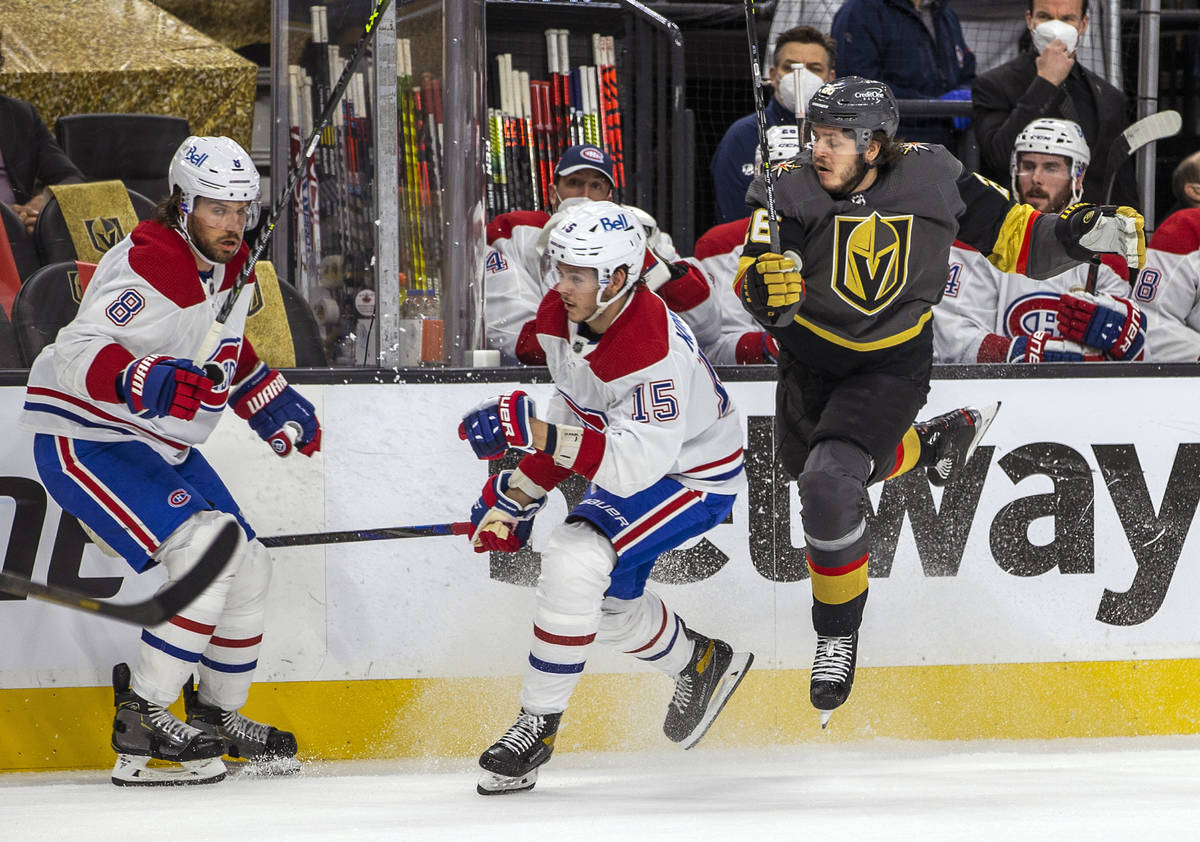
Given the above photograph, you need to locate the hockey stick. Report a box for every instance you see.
[0,521,240,627]
[259,520,472,548]
[743,0,779,253]
[196,0,394,372]
[1085,109,1182,292]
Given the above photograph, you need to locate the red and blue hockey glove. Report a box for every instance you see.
[458,391,537,460]
[734,330,780,365]
[230,366,322,457]
[1007,331,1105,363]
[1056,291,1147,360]
[468,470,547,553]
[120,355,217,420]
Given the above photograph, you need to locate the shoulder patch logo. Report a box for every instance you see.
[831,212,914,315]
[901,142,932,155]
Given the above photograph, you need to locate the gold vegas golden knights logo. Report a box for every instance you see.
[832,212,913,315]
[66,269,84,304]
[83,216,126,254]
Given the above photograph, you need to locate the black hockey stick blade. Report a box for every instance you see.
[0,521,240,627]
[260,521,474,548]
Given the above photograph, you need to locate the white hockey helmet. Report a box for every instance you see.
[545,200,646,318]
[754,123,802,170]
[169,136,262,229]
[1010,118,1090,204]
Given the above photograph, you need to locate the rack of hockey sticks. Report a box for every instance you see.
[486,31,625,215]
[397,37,443,302]
[286,4,381,363]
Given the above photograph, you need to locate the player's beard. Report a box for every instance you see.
[826,156,872,200]
[1021,181,1073,214]
[188,218,242,265]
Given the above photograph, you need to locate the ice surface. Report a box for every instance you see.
[4,737,1200,841]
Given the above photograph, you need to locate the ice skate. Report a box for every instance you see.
[183,678,301,776]
[110,662,227,786]
[914,402,1001,487]
[476,709,562,795]
[663,627,754,749]
[810,632,858,728]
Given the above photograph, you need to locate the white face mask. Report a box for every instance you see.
[776,67,826,117]
[1031,19,1080,55]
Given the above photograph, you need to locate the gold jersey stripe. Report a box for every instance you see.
[794,310,932,352]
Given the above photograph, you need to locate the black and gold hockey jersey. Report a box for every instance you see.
[736,143,1081,365]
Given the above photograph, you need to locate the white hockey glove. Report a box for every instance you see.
[1056,203,1146,270]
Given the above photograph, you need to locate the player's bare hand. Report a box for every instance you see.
[1036,39,1074,86]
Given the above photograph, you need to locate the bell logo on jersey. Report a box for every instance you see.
[831,212,913,315]
[168,489,191,507]
[84,216,126,254]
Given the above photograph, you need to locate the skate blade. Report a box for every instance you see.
[224,756,303,777]
[818,709,833,729]
[476,767,539,795]
[680,651,755,751]
[963,401,1001,466]
[111,754,227,786]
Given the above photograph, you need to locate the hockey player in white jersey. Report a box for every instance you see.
[19,137,320,785]
[460,201,753,795]
[1135,209,1200,361]
[483,144,774,365]
[934,118,1148,363]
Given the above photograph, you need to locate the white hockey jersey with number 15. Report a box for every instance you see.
[515,285,746,499]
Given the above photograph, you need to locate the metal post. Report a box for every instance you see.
[269,0,291,274]
[1102,0,1122,90]
[374,2,401,368]
[442,0,488,365]
[1136,0,1160,228]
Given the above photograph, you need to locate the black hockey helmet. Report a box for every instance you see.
[806,76,900,152]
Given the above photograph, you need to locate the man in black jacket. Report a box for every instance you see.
[0,30,84,233]
[970,0,1137,207]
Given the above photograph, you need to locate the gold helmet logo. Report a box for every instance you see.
[832,212,913,315]
[83,216,126,254]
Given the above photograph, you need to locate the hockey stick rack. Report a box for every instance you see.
[484,0,696,252]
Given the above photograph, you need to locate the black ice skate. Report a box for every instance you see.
[810,632,858,729]
[663,627,754,750]
[110,662,227,786]
[476,709,562,795]
[914,402,1001,487]
[183,678,301,776]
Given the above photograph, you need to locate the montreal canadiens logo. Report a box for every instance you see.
[581,147,604,163]
[1005,292,1062,337]
[168,489,191,507]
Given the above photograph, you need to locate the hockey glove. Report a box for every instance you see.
[1055,203,1146,270]
[120,355,217,420]
[1056,290,1147,360]
[469,470,547,553]
[458,391,537,460]
[1008,331,1105,363]
[734,330,780,365]
[738,250,805,327]
[230,366,322,457]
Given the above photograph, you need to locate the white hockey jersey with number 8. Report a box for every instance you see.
[20,221,263,463]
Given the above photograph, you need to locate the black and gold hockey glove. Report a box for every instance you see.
[737,250,805,327]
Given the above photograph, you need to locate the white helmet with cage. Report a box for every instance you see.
[168,136,262,232]
[544,200,646,318]
[1010,118,1091,204]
